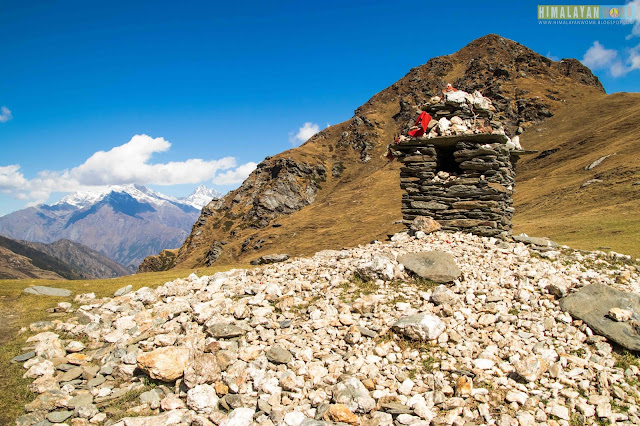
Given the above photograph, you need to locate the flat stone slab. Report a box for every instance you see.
[11,351,36,363]
[398,133,509,148]
[512,234,559,248]
[560,283,640,351]
[398,250,462,283]
[206,323,246,339]
[23,286,71,297]
[250,254,290,265]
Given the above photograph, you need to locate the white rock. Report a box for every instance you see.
[608,307,633,322]
[283,411,306,426]
[438,117,451,132]
[398,378,415,395]
[186,384,219,413]
[505,390,528,405]
[23,360,55,379]
[473,359,495,370]
[221,407,256,426]
[66,341,86,353]
[444,90,469,107]
[356,255,397,281]
[547,403,570,420]
[392,314,446,341]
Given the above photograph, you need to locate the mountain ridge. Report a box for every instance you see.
[0,235,82,280]
[141,33,622,271]
[0,184,222,268]
[21,239,134,278]
[53,183,221,211]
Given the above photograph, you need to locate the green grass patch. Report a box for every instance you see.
[569,413,586,426]
[337,274,380,303]
[614,351,640,371]
[572,347,587,357]
[103,383,154,421]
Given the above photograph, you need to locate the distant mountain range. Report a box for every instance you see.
[0,184,222,268]
[0,235,130,280]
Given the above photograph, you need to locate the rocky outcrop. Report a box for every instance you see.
[170,157,326,267]
[137,249,178,273]
[250,253,290,265]
[231,157,327,228]
[204,241,224,266]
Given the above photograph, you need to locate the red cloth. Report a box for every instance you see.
[407,111,432,138]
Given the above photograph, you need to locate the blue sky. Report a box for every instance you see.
[1,0,639,216]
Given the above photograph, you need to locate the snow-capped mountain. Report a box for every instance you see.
[54,184,220,210]
[0,184,221,268]
[179,185,223,209]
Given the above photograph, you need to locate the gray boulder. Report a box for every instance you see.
[392,314,446,341]
[398,251,461,283]
[206,323,246,339]
[23,286,71,297]
[560,283,640,351]
[431,285,456,305]
[266,345,293,364]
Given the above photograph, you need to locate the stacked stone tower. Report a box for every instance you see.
[391,90,530,239]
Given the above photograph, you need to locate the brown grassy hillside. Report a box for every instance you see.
[0,246,65,280]
[141,33,635,271]
[514,92,640,257]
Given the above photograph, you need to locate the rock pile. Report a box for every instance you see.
[12,230,640,426]
[392,90,529,239]
[398,90,520,147]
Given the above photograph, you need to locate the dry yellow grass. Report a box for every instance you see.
[514,92,640,258]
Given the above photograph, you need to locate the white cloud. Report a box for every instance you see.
[0,134,244,205]
[626,0,640,39]
[290,122,319,146]
[0,106,12,123]
[582,41,618,69]
[629,43,640,67]
[212,162,257,185]
[580,1,640,78]
[0,165,27,192]
[610,60,629,77]
[546,51,560,62]
[70,135,236,186]
[581,40,640,77]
